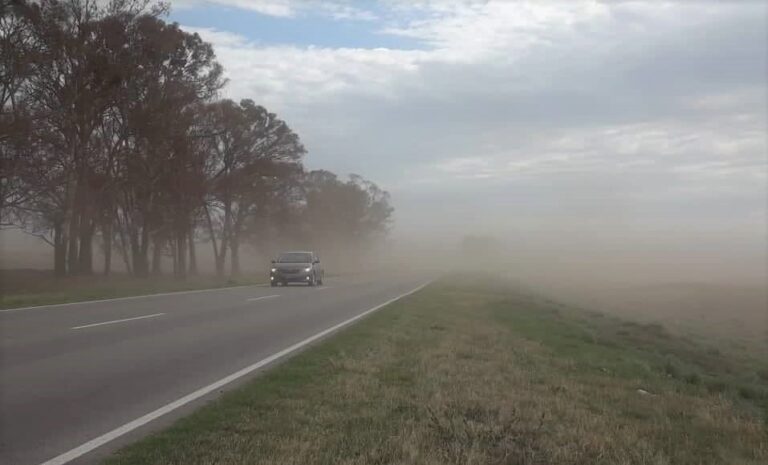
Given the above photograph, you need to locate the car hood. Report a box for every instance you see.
[273,263,311,271]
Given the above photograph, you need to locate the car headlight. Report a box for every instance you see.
[304,267,312,273]
[271,268,277,273]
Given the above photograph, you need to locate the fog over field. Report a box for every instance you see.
[2,1,766,299]
[3,5,768,465]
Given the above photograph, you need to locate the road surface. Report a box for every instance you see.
[0,273,429,465]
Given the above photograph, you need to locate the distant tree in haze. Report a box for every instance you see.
[243,168,305,254]
[6,0,123,274]
[0,0,36,222]
[302,170,393,257]
[0,0,394,280]
[349,173,394,241]
[109,13,224,277]
[203,99,305,276]
[6,0,172,276]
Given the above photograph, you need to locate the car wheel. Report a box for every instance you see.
[270,281,277,287]
[308,274,316,287]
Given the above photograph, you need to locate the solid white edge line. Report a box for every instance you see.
[37,280,433,465]
[71,313,166,330]
[246,295,281,302]
[1,284,268,313]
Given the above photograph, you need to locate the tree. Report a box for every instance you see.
[302,170,393,261]
[8,0,167,275]
[111,14,223,277]
[0,1,393,280]
[204,99,305,275]
[0,0,37,224]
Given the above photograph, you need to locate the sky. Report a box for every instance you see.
[166,0,766,284]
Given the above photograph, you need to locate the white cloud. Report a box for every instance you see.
[197,38,430,109]
[426,117,766,183]
[173,0,377,19]
[177,0,766,250]
[183,26,252,47]
[382,0,611,62]
[175,0,296,16]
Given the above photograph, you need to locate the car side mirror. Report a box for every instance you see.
[271,259,276,264]
[314,259,320,264]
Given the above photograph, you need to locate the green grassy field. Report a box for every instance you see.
[0,270,266,309]
[105,278,767,465]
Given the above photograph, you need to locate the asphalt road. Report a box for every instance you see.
[0,273,429,465]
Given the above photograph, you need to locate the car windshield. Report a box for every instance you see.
[277,253,312,263]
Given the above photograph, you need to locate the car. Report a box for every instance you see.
[270,251,324,287]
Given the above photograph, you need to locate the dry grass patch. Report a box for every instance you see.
[0,269,265,309]
[105,278,768,465]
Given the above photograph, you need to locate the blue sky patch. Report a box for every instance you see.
[169,5,426,50]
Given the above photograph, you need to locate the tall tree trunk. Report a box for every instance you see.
[78,213,95,275]
[204,205,223,276]
[63,165,78,276]
[216,201,232,276]
[175,231,187,279]
[140,226,150,277]
[188,228,198,276]
[216,236,228,276]
[116,215,132,275]
[67,206,80,275]
[170,237,178,276]
[102,220,113,276]
[131,228,150,278]
[230,236,240,276]
[130,230,141,276]
[53,222,67,277]
[151,236,163,275]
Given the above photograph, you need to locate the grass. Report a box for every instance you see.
[574,282,768,362]
[105,277,767,465]
[0,269,266,309]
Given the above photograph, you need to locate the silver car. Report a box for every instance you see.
[270,251,325,287]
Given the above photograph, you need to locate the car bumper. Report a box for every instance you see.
[271,272,312,283]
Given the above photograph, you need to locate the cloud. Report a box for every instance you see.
[183,26,252,47]
[173,0,378,20]
[175,0,296,17]
[381,0,611,62]
[177,0,766,252]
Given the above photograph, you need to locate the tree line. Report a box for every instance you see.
[0,0,393,277]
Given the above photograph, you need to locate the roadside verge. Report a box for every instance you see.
[0,273,266,311]
[104,277,766,465]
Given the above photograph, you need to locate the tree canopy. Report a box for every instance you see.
[1,0,393,277]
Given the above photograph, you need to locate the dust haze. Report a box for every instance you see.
[2,1,766,346]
